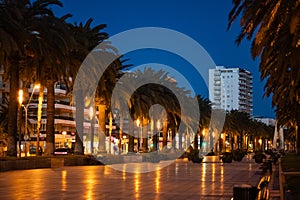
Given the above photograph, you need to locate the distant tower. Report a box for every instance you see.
[209,66,253,115]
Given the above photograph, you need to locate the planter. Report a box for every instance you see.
[221,152,233,163]
[233,150,244,162]
[253,153,266,163]
[188,149,203,163]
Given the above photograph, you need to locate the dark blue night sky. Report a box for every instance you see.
[53,0,275,118]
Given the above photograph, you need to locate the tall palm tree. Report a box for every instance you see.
[67,19,109,154]
[15,5,74,156]
[33,14,75,156]
[195,96,211,151]
[0,0,28,156]
[0,0,64,156]
[228,0,300,153]
[124,68,196,153]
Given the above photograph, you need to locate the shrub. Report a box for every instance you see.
[232,149,244,162]
[220,152,233,163]
[187,148,203,163]
[253,152,266,163]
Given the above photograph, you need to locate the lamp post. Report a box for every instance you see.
[89,106,95,154]
[26,84,40,157]
[136,119,140,153]
[108,112,113,154]
[18,89,23,157]
[136,118,143,153]
[106,112,117,154]
[19,85,41,157]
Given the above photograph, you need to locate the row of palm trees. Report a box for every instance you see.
[222,110,274,152]
[0,0,285,157]
[0,0,127,156]
[0,0,199,157]
[228,0,300,153]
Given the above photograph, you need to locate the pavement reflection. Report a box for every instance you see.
[0,155,263,200]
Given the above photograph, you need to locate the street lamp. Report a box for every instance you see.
[106,112,117,154]
[89,106,95,154]
[259,138,263,150]
[136,118,143,153]
[19,84,40,157]
[156,120,161,151]
[108,112,113,154]
[18,89,23,157]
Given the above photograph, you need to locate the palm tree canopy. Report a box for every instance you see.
[228,0,300,129]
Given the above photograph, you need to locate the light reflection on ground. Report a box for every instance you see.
[0,155,262,200]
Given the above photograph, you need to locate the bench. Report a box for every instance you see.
[231,175,270,200]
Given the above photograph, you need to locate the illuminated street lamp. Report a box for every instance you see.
[136,118,142,153]
[106,112,117,154]
[156,120,161,151]
[259,138,263,150]
[19,84,41,157]
[18,89,23,157]
[108,112,113,154]
[89,106,95,154]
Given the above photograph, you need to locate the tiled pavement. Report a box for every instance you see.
[269,163,280,200]
[0,154,280,200]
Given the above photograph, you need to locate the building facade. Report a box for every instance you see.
[253,117,276,126]
[209,66,253,115]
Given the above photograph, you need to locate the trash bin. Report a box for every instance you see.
[233,184,258,200]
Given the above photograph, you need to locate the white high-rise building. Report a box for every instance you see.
[209,66,253,115]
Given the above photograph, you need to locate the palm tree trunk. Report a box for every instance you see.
[128,120,134,152]
[231,134,234,151]
[240,131,244,149]
[97,104,106,153]
[194,134,198,149]
[7,60,19,157]
[45,80,55,155]
[74,90,84,155]
[152,119,158,151]
[142,125,148,152]
[171,125,176,151]
[296,119,300,154]
[253,136,256,151]
[118,114,123,154]
[162,120,168,148]
[178,131,182,150]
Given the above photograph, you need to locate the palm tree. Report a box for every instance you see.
[0,0,64,156]
[0,96,9,133]
[32,14,76,156]
[195,96,211,151]
[0,0,28,156]
[228,0,300,153]
[224,110,258,151]
[14,5,74,156]
[123,68,197,153]
[67,19,109,154]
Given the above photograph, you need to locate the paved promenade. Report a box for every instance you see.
[0,154,279,200]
